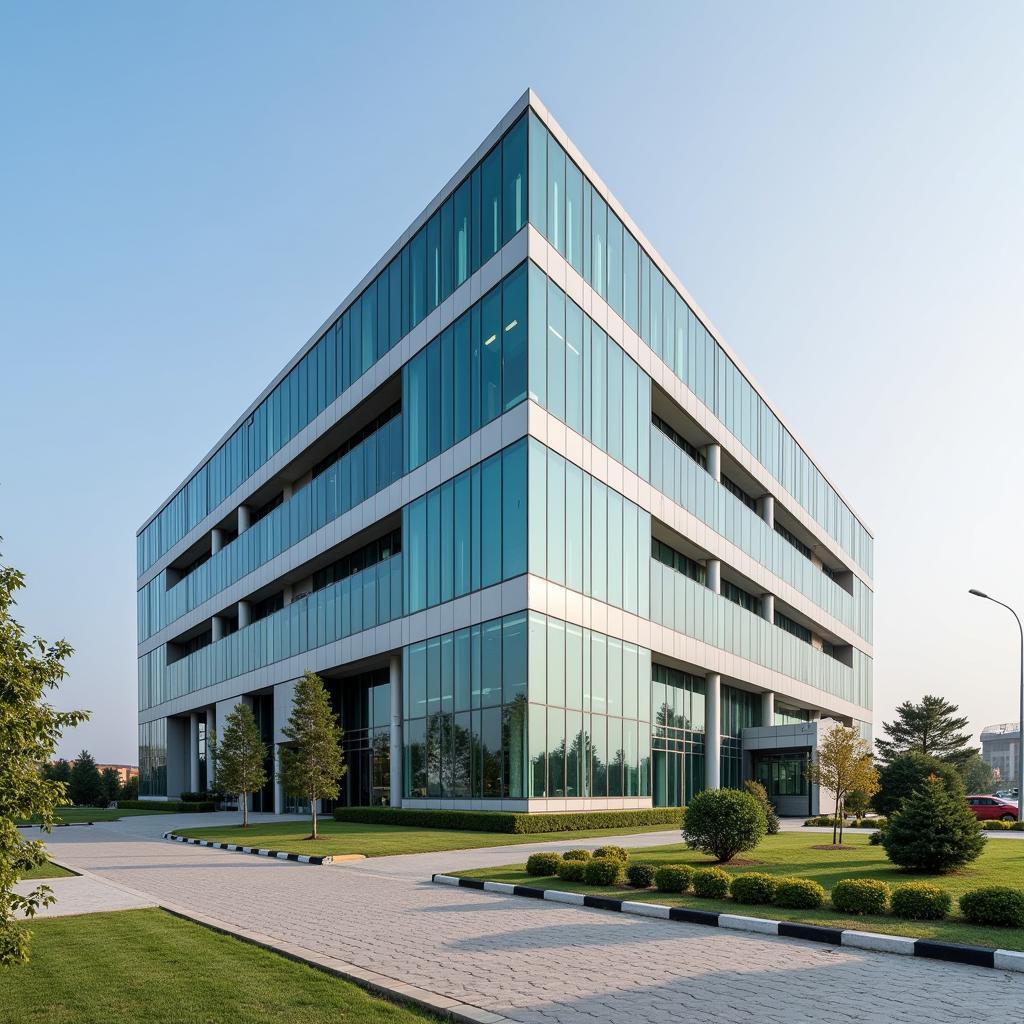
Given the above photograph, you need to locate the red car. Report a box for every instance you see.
[966,795,1019,822]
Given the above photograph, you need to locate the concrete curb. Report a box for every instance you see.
[17,821,95,829]
[164,831,336,865]
[432,874,1024,974]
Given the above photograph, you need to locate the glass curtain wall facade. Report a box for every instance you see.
[138,92,873,813]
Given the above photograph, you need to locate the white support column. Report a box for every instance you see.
[238,600,251,628]
[389,654,403,808]
[761,593,775,624]
[211,528,224,555]
[705,673,721,791]
[237,505,251,533]
[761,690,775,728]
[211,615,225,642]
[705,443,721,483]
[189,713,201,793]
[706,559,721,595]
[273,679,299,816]
[205,707,216,785]
[757,493,775,529]
[273,744,284,815]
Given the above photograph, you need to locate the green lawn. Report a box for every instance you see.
[18,806,174,825]
[3,908,435,1024]
[454,831,1024,950]
[20,860,76,880]
[177,819,678,858]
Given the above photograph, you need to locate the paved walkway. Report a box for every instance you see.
[41,815,1024,1023]
[15,873,155,918]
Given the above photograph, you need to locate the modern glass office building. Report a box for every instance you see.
[137,91,873,815]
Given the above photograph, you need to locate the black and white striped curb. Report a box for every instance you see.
[17,821,94,829]
[165,831,333,865]
[432,874,1024,973]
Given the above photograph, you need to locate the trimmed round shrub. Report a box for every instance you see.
[561,848,592,861]
[960,887,1024,927]
[592,845,629,862]
[831,878,891,916]
[654,864,694,894]
[868,830,884,846]
[692,867,731,898]
[729,872,778,905]
[891,883,952,921]
[882,776,986,872]
[983,819,1011,830]
[556,859,587,883]
[525,852,563,876]
[774,877,826,909]
[584,856,625,886]
[683,788,767,863]
[625,862,657,888]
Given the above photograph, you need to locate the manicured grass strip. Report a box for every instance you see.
[6,908,436,1024]
[451,832,1024,951]
[17,806,174,824]
[19,860,77,880]
[176,819,678,858]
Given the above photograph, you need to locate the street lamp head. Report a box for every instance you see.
[969,589,989,599]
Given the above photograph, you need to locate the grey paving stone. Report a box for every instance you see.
[40,816,1024,1024]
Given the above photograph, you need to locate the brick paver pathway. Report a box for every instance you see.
[42,815,1023,1024]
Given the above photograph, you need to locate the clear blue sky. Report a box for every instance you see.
[3,2,1022,762]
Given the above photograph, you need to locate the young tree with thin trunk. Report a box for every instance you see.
[0,549,88,964]
[278,671,345,840]
[806,725,879,845]
[210,704,267,828]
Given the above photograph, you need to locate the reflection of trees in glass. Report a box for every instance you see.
[425,712,447,796]
[610,746,626,797]
[480,708,502,797]
[371,729,390,804]
[592,729,607,797]
[503,696,527,798]
[422,711,476,798]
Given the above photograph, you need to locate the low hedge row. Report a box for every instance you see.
[515,859,1024,928]
[118,799,215,812]
[331,806,684,834]
[981,819,1024,831]
[803,815,888,829]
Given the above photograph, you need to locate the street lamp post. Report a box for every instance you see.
[969,589,1024,800]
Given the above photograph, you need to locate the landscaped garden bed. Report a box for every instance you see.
[447,832,1024,950]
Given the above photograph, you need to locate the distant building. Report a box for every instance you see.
[96,763,139,786]
[981,723,1020,786]
[61,761,139,786]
